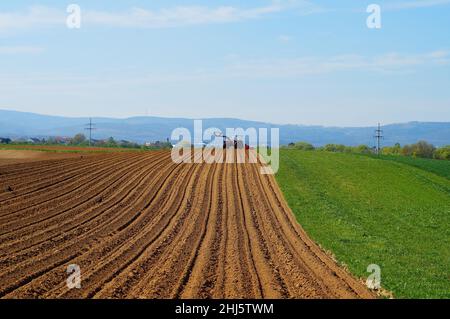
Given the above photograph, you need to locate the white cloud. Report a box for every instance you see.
[1,51,447,94]
[0,6,64,32]
[278,35,293,43]
[84,1,324,28]
[428,50,450,59]
[385,0,450,11]
[225,51,450,77]
[1,1,446,33]
[0,1,319,32]
[0,46,44,54]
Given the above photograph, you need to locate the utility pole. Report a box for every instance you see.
[85,118,96,147]
[374,123,383,155]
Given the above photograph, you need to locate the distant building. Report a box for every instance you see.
[144,140,172,149]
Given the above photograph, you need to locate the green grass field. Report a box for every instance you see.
[374,154,450,180]
[276,150,450,298]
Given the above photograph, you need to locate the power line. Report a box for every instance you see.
[84,118,97,146]
[374,123,384,155]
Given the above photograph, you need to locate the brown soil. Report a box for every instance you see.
[0,150,89,166]
[0,150,373,299]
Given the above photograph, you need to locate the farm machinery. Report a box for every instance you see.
[214,132,250,150]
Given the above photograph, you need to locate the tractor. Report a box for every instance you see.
[214,132,250,150]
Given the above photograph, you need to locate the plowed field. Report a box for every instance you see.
[0,150,372,299]
[0,150,89,166]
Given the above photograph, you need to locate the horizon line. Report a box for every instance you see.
[1,108,449,129]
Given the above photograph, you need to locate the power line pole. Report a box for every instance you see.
[374,123,383,155]
[85,118,96,147]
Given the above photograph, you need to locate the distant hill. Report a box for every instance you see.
[0,110,449,146]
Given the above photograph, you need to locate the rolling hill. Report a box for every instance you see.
[0,109,449,146]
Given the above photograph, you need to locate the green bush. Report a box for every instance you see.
[321,144,371,154]
[382,143,402,155]
[323,144,346,152]
[287,141,315,151]
[70,133,87,145]
[434,145,450,160]
[354,145,372,154]
[402,141,436,158]
[284,140,449,161]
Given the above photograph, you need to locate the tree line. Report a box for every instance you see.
[69,133,172,149]
[284,141,450,160]
[0,133,172,150]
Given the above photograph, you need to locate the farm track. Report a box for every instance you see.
[0,151,373,299]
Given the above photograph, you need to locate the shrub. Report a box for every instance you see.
[323,144,346,152]
[433,146,450,160]
[382,143,402,155]
[70,133,87,145]
[354,145,372,154]
[293,142,315,151]
[402,141,435,159]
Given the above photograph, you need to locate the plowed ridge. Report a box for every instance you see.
[0,151,373,299]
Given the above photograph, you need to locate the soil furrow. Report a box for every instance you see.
[0,153,133,204]
[0,153,151,235]
[5,153,197,298]
[0,152,171,261]
[0,150,373,299]
[0,154,190,298]
[0,153,143,217]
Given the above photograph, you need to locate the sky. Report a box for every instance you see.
[0,0,449,126]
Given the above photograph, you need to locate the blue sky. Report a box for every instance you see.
[0,0,449,126]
